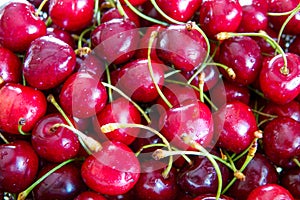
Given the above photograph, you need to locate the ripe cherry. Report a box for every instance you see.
[193,194,234,200]
[280,167,300,198]
[246,184,294,200]
[119,0,147,6]
[74,191,107,200]
[46,27,76,49]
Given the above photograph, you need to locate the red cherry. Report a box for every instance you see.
[259,53,300,105]
[23,35,76,90]
[74,191,107,200]
[46,27,76,49]
[0,1,46,52]
[49,0,94,32]
[119,0,147,6]
[0,140,39,193]
[81,141,140,196]
[192,194,234,200]
[280,167,300,198]
[0,83,47,134]
[246,184,294,200]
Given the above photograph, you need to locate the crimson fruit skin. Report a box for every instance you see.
[81,141,140,196]
[59,72,108,119]
[93,97,141,145]
[262,117,300,168]
[159,99,214,150]
[213,101,258,154]
[280,168,300,198]
[23,35,76,90]
[246,184,294,200]
[119,0,147,6]
[218,36,262,86]
[74,191,107,200]
[0,83,47,134]
[49,0,94,32]
[198,0,243,39]
[0,1,47,52]
[156,24,207,72]
[46,27,76,49]
[33,163,87,200]
[31,113,80,163]
[0,140,39,193]
[259,53,300,105]
[91,18,139,65]
[192,194,234,200]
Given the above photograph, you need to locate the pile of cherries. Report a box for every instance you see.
[0,0,300,199]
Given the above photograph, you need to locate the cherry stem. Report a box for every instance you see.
[18,118,31,136]
[17,157,83,200]
[164,69,181,78]
[216,31,289,75]
[75,26,94,53]
[101,82,151,124]
[0,131,9,144]
[198,72,205,103]
[224,151,240,176]
[35,0,48,17]
[251,109,278,119]
[293,158,300,168]
[105,0,116,8]
[0,77,4,85]
[123,0,169,26]
[94,0,101,25]
[100,123,173,178]
[116,0,128,19]
[181,134,222,200]
[105,64,113,103]
[148,31,173,109]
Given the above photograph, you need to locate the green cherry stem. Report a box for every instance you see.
[105,64,113,103]
[17,157,83,200]
[164,69,181,78]
[94,0,101,25]
[116,0,128,19]
[293,158,300,168]
[0,131,9,144]
[35,0,48,17]
[18,118,31,136]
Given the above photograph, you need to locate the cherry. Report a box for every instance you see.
[0,46,22,87]
[0,0,47,52]
[0,140,39,193]
[246,184,294,200]
[288,35,300,55]
[77,52,106,78]
[93,97,141,145]
[262,117,300,168]
[32,163,87,200]
[119,0,147,6]
[213,101,258,154]
[23,35,76,90]
[46,27,76,49]
[74,191,107,200]
[259,53,300,105]
[198,0,243,39]
[31,113,80,163]
[49,0,94,32]
[156,24,207,72]
[280,167,300,198]
[133,160,179,200]
[81,140,140,196]
[59,72,108,119]
[227,153,279,200]
[253,27,280,55]
[218,36,262,86]
[192,194,234,200]
[159,99,214,150]
[0,83,47,134]
[91,18,139,65]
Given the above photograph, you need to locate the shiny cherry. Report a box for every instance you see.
[280,167,300,199]
[74,191,107,200]
[119,0,147,6]
[246,184,294,200]
[192,194,234,200]
[46,27,76,49]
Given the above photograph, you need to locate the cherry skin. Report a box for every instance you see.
[280,167,300,198]
[262,117,300,168]
[0,83,47,134]
[199,0,243,39]
[46,27,76,49]
[192,194,234,200]
[93,97,141,145]
[0,1,47,52]
[59,72,108,119]
[0,140,39,193]
[31,113,80,163]
[288,35,300,56]
[23,35,76,90]
[77,52,106,78]
[213,101,258,154]
[259,53,300,105]
[156,24,207,72]
[246,184,294,200]
[33,163,87,200]
[81,141,140,196]
[119,0,147,6]
[74,191,107,200]
[49,0,94,32]
[0,46,22,87]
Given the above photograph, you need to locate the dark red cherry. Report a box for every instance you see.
[192,194,234,200]
[23,35,76,90]
[119,0,147,6]
[227,153,279,200]
[31,113,80,163]
[246,184,294,200]
[280,167,300,199]
[59,72,108,119]
[0,46,22,87]
[259,53,300,105]
[253,27,279,55]
[0,1,46,52]
[288,35,300,56]
[114,58,165,103]
[262,117,300,168]
[49,0,94,32]
[81,141,140,196]
[77,52,106,78]
[156,24,207,72]
[199,0,243,39]
[133,160,179,200]
[46,27,76,49]
[213,101,258,154]
[219,36,262,86]
[33,163,87,200]
[0,83,47,134]
[93,97,141,145]
[91,18,139,65]
[0,140,39,193]
[159,99,214,150]
[74,191,107,200]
